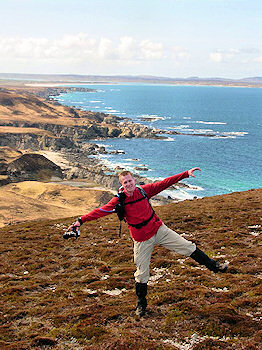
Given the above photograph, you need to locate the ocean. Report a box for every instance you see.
[54,84,262,200]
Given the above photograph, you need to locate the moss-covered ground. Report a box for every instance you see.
[1,189,261,349]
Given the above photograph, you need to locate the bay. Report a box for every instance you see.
[55,84,262,200]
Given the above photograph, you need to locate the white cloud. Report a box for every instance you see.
[254,56,262,62]
[0,34,167,70]
[118,36,137,60]
[172,46,190,62]
[0,33,98,61]
[139,40,163,60]
[209,47,261,64]
[209,52,223,63]
[225,48,239,59]
[1,33,260,77]
[98,37,115,59]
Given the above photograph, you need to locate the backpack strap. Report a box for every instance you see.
[123,185,149,206]
[114,185,155,233]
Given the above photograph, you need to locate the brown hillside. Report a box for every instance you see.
[0,181,113,227]
[0,89,83,126]
[0,188,261,349]
[0,88,121,130]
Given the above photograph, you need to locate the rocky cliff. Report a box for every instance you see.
[0,88,163,146]
[0,87,169,190]
[7,153,63,182]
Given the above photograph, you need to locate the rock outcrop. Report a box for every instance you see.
[5,153,63,183]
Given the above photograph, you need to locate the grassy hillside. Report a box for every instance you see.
[1,189,261,349]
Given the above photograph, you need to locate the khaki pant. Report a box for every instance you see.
[134,224,196,283]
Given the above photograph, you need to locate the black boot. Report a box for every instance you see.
[135,282,147,317]
[190,247,228,273]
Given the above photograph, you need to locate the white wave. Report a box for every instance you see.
[195,121,227,125]
[162,189,195,201]
[103,107,119,113]
[183,116,192,119]
[139,114,158,117]
[170,125,190,130]
[95,143,112,148]
[96,157,134,172]
[187,128,216,134]
[222,131,248,137]
[89,100,102,103]
[162,137,175,141]
[169,126,217,134]
[125,158,141,162]
[211,135,236,139]
[138,114,165,121]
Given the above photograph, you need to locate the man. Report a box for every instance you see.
[64,168,228,317]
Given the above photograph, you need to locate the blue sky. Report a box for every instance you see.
[0,0,261,78]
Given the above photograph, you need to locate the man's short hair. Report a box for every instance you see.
[118,170,133,182]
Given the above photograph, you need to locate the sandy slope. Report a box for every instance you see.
[0,181,113,227]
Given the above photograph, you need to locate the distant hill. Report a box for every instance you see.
[0,72,262,87]
[0,188,261,349]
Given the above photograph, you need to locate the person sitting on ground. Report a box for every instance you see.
[64,167,228,317]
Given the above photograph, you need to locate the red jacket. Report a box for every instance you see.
[81,171,189,242]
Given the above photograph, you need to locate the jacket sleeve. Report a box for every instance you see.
[142,171,189,198]
[80,196,119,223]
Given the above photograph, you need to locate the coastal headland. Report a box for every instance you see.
[0,82,183,226]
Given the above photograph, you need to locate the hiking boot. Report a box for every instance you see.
[135,282,148,317]
[135,303,147,317]
[214,261,229,273]
[190,247,229,273]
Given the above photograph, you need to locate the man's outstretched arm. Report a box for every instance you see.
[142,168,201,198]
[63,196,118,239]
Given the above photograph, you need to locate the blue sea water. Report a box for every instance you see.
[55,84,262,200]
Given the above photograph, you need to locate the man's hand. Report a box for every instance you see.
[188,167,201,177]
[63,218,82,239]
[68,220,81,233]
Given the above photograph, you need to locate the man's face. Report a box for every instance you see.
[120,173,136,196]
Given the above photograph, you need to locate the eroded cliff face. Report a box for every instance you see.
[0,132,77,151]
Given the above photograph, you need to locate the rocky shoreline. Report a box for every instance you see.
[0,86,192,203]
